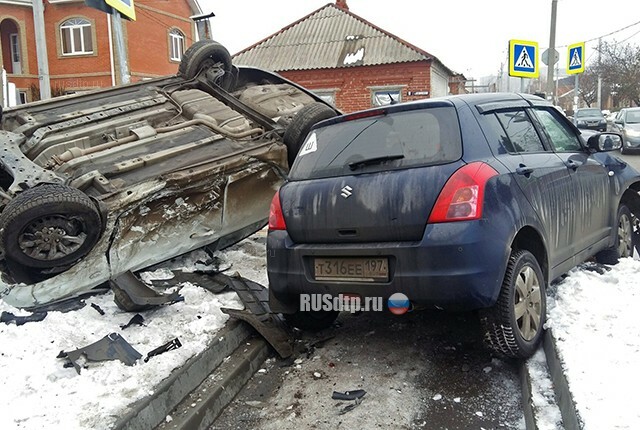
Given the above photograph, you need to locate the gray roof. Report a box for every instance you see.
[233,3,440,72]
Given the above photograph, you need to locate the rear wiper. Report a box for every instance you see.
[348,154,404,170]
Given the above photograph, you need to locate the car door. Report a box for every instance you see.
[482,109,576,268]
[530,107,612,255]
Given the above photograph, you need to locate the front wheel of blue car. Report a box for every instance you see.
[595,204,633,265]
[480,249,547,359]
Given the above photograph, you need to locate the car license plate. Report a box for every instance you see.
[314,257,388,282]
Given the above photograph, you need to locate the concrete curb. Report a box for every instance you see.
[519,361,537,430]
[157,337,271,430]
[543,329,583,430]
[113,320,254,430]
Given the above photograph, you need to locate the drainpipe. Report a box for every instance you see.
[32,0,51,99]
[107,14,116,86]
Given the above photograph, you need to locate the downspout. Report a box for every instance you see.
[107,14,116,86]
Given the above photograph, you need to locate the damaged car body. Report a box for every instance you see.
[0,40,338,309]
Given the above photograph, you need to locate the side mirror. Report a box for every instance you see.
[587,132,622,152]
[614,119,624,125]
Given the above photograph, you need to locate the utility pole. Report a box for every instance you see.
[546,0,558,104]
[111,10,130,84]
[597,37,602,109]
[32,0,51,99]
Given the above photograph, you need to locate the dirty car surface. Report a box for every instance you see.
[267,93,640,358]
[0,40,337,309]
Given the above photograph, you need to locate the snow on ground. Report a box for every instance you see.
[2,230,640,429]
[0,239,264,430]
[544,258,640,430]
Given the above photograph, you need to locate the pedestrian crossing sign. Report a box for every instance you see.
[567,42,585,75]
[509,40,539,78]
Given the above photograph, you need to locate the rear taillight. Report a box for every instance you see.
[428,162,498,223]
[268,190,287,230]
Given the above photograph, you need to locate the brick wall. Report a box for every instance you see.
[0,0,195,99]
[279,60,432,113]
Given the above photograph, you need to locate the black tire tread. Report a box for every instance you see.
[0,184,102,268]
[283,102,337,167]
[178,40,232,81]
[595,204,632,265]
[480,249,545,359]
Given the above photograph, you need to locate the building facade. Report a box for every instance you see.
[0,0,203,104]
[233,0,465,113]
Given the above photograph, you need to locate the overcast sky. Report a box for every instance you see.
[199,0,640,78]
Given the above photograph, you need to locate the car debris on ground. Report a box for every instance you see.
[0,40,338,310]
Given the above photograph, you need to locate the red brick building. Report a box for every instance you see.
[233,0,465,113]
[0,0,204,103]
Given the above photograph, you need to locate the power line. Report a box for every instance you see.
[542,19,640,50]
[136,8,196,43]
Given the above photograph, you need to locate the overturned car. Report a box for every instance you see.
[0,40,337,309]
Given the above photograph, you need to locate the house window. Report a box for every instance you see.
[17,91,28,105]
[312,89,336,106]
[170,29,185,61]
[372,88,402,107]
[60,18,93,55]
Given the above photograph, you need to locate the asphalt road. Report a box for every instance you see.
[617,150,640,171]
[212,309,524,429]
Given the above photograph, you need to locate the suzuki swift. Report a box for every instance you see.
[267,93,640,358]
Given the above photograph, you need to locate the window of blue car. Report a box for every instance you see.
[288,107,462,180]
[494,110,545,153]
[531,108,582,152]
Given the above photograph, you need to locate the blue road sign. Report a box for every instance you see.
[509,40,539,78]
[567,42,585,75]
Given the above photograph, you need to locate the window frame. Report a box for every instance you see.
[169,28,185,62]
[492,108,548,154]
[60,17,93,56]
[529,107,585,153]
[370,85,404,107]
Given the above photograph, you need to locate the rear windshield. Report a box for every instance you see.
[289,107,462,180]
[576,109,604,118]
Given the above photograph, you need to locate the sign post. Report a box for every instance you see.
[567,42,585,113]
[509,40,539,93]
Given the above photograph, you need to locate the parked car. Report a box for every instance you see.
[573,107,607,131]
[0,40,338,309]
[610,107,640,153]
[267,93,640,358]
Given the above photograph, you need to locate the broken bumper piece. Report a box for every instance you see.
[110,271,184,312]
[58,333,142,374]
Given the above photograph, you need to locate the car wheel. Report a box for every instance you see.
[178,40,234,89]
[284,309,339,331]
[0,184,103,269]
[480,249,546,359]
[595,204,633,265]
[283,102,338,168]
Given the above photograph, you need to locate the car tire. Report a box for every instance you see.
[283,102,338,167]
[480,249,546,359]
[595,204,633,265]
[178,40,234,89]
[0,184,103,269]
[284,309,339,331]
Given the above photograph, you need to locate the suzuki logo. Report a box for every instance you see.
[341,185,353,198]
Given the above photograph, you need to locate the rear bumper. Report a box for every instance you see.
[267,220,510,313]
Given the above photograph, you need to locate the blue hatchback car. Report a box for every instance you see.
[267,93,640,358]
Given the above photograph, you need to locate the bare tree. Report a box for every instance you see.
[598,41,640,107]
[577,68,598,107]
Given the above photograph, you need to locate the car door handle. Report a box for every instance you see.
[565,159,579,171]
[516,165,534,176]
